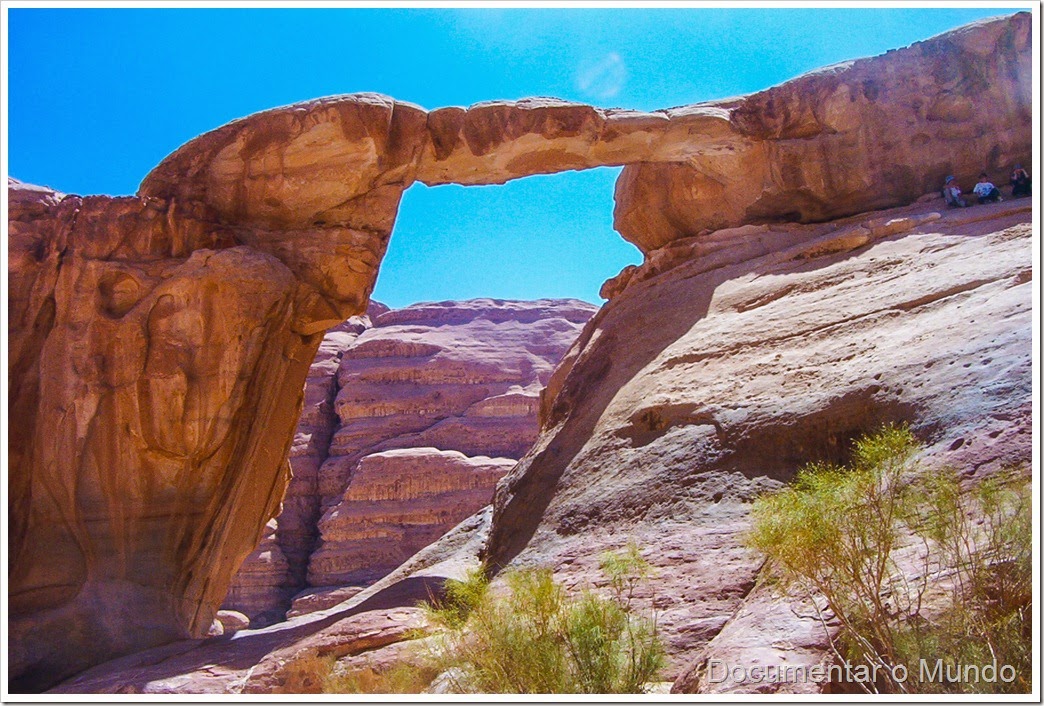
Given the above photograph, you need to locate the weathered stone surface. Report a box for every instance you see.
[222,520,292,627]
[139,94,429,232]
[10,12,1031,692]
[670,584,833,694]
[416,99,735,186]
[310,448,516,586]
[287,586,366,619]
[45,201,1032,695]
[7,179,337,691]
[309,298,596,588]
[222,305,386,626]
[614,14,1031,250]
[215,610,250,635]
[49,605,431,695]
[49,509,491,694]
[136,14,1030,257]
[485,200,1033,687]
[223,298,592,623]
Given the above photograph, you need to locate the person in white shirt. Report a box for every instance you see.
[972,172,1002,204]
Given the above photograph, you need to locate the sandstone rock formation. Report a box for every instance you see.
[309,299,596,588]
[222,305,386,626]
[49,509,494,694]
[214,610,250,635]
[8,178,339,691]
[9,12,1031,691]
[485,199,1033,690]
[223,298,594,624]
[613,15,1033,250]
[309,448,515,587]
[138,15,1030,256]
[47,198,1032,696]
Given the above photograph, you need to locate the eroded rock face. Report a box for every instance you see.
[45,200,1032,696]
[310,448,516,586]
[223,298,593,624]
[7,179,332,690]
[485,200,1033,689]
[222,306,386,625]
[9,11,1031,692]
[309,299,595,589]
[49,509,494,694]
[138,15,1030,258]
[614,15,1032,250]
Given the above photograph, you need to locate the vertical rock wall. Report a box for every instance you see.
[7,181,328,690]
[223,299,596,623]
[221,306,387,625]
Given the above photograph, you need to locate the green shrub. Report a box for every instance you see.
[424,547,664,694]
[427,565,490,630]
[747,424,1031,694]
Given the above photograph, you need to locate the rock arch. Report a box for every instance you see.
[7,12,1030,690]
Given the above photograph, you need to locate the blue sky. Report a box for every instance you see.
[6,6,1020,307]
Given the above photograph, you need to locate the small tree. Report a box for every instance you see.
[747,424,1031,694]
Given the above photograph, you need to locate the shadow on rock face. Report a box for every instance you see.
[482,202,1033,646]
[41,575,448,694]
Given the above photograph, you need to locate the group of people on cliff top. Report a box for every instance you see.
[943,165,1031,208]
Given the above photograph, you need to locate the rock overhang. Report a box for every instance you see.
[134,12,1029,264]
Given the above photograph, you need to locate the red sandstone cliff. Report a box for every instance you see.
[48,196,1033,696]
[221,306,386,626]
[223,298,594,625]
[8,12,1032,692]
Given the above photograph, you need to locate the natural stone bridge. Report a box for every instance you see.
[8,13,1030,690]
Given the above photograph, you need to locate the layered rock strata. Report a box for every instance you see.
[309,448,515,587]
[223,298,595,624]
[221,305,386,625]
[48,199,1033,695]
[9,12,1031,691]
[485,199,1033,690]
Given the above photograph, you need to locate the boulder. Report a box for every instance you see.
[215,610,250,634]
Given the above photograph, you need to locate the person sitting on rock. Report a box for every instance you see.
[943,176,966,207]
[972,172,1003,204]
[1010,164,1031,197]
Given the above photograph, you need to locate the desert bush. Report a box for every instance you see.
[425,547,664,693]
[324,659,439,694]
[748,424,1031,694]
[425,565,490,630]
[280,649,436,694]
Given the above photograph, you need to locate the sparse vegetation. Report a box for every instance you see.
[273,653,334,694]
[423,546,664,694]
[295,547,663,694]
[323,659,439,694]
[278,648,437,694]
[748,424,1031,694]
